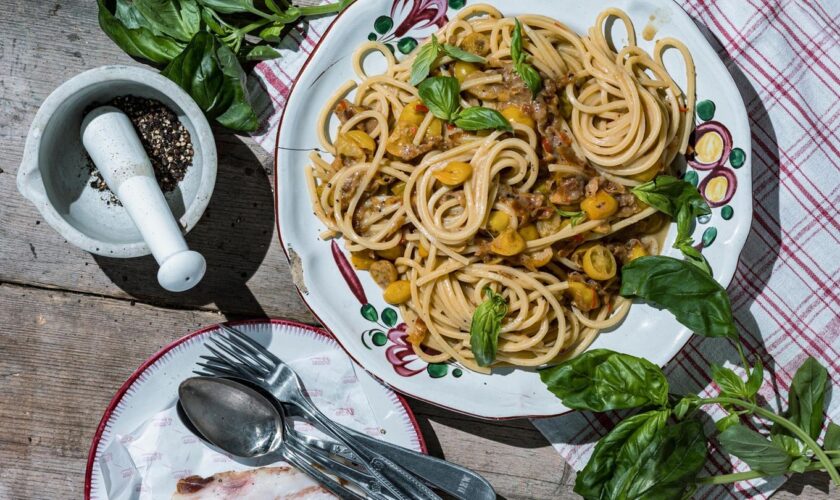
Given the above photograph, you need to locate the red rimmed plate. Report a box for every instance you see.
[85,319,425,499]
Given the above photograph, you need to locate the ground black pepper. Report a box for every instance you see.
[87,95,194,204]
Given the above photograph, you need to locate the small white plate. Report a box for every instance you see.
[85,320,425,499]
[274,0,752,419]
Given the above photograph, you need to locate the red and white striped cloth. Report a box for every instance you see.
[247,1,840,497]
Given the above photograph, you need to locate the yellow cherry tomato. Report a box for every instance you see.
[453,61,479,83]
[369,260,398,288]
[376,245,405,261]
[459,32,490,56]
[501,106,536,130]
[566,281,600,311]
[398,99,427,126]
[426,117,443,137]
[344,130,376,151]
[350,252,376,270]
[581,191,619,220]
[486,210,510,233]
[433,161,473,186]
[489,228,526,256]
[627,242,649,262]
[383,280,411,304]
[518,223,540,241]
[582,245,617,281]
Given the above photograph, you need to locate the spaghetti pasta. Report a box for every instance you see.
[305,5,695,374]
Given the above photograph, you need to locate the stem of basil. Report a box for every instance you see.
[732,338,752,379]
[297,2,344,16]
[698,458,840,485]
[702,396,840,485]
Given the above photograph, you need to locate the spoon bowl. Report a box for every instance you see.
[179,377,284,458]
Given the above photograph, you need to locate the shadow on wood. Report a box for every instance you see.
[92,131,275,319]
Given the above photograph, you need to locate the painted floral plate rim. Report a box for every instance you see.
[273,0,752,419]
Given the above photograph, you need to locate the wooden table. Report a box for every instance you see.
[0,1,833,498]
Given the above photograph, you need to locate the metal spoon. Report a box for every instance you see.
[178,377,369,499]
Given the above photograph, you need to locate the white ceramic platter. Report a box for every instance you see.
[85,320,424,498]
[275,0,752,418]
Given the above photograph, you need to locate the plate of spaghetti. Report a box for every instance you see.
[274,0,751,418]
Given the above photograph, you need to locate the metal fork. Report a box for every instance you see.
[197,324,441,500]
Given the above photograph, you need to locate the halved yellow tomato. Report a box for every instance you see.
[582,245,616,280]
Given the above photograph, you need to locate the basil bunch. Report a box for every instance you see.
[409,36,486,86]
[98,0,353,131]
[540,254,840,496]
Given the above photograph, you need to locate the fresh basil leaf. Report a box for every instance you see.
[789,456,811,473]
[711,364,748,398]
[556,208,586,227]
[244,44,281,61]
[510,19,542,98]
[771,433,804,457]
[678,243,713,276]
[540,349,669,411]
[196,0,256,14]
[417,76,461,121]
[258,25,284,42]
[718,425,792,475]
[606,419,707,499]
[453,107,512,131]
[788,357,828,441]
[673,396,698,420]
[98,0,186,64]
[631,175,687,215]
[620,256,738,339]
[132,0,201,42]
[409,37,441,86]
[823,422,840,450]
[745,358,764,397]
[715,412,741,432]
[469,286,508,366]
[575,410,670,500]
[631,175,711,262]
[162,32,258,131]
[515,61,543,99]
[442,43,486,63]
[115,0,158,31]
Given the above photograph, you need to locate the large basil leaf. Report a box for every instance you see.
[133,0,200,42]
[196,0,256,14]
[719,425,792,475]
[620,256,738,338]
[454,107,511,131]
[417,76,461,121]
[575,410,670,499]
[98,0,186,64]
[162,32,259,131]
[787,357,828,441]
[605,419,707,499]
[469,287,508,366]
[540,349,669,411]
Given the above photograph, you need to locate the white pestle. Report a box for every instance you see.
[81,106,205,292]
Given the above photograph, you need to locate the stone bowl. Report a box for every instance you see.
[17,65,217,258]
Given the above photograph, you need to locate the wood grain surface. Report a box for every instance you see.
[0,0,834,498]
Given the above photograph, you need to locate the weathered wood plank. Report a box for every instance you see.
[0,282,574,499]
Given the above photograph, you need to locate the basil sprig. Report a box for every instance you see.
[511,19,542,98]
[417,77,512,131]
[409,36,486,86]
[631,175,712,274]
[556,208,586,227]
[469,286,508,367]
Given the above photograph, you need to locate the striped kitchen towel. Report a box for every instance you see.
[246,1,840,498]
